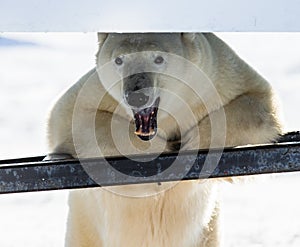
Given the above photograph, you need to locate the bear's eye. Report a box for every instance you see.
[115,57,123,66]
[154,56,164,65]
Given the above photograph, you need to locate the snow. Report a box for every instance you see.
[0,33,300,246]
[0,33,97,246]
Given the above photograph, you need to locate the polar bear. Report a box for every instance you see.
[47,33,282,247]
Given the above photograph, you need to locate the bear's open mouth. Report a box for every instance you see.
[132,97,160,141]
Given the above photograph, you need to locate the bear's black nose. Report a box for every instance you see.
[126,91,149,108]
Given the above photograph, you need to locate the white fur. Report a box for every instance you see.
[47,33,282,247]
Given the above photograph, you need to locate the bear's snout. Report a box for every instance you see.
[124,72,155,108]
[125,73,152,91]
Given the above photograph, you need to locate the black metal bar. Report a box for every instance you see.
[1,141,300,194]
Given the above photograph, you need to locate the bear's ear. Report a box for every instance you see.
[97,33,109,47]
[181,33,197,42]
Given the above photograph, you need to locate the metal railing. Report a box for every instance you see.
[0,132,300,194]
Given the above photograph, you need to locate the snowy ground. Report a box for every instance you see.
[0,33,300,246]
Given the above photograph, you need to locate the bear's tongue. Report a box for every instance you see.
[132,98,160,141]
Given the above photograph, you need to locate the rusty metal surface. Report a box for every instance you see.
[0,141,300,194]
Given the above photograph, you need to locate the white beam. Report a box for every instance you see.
[0,0,299,31]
